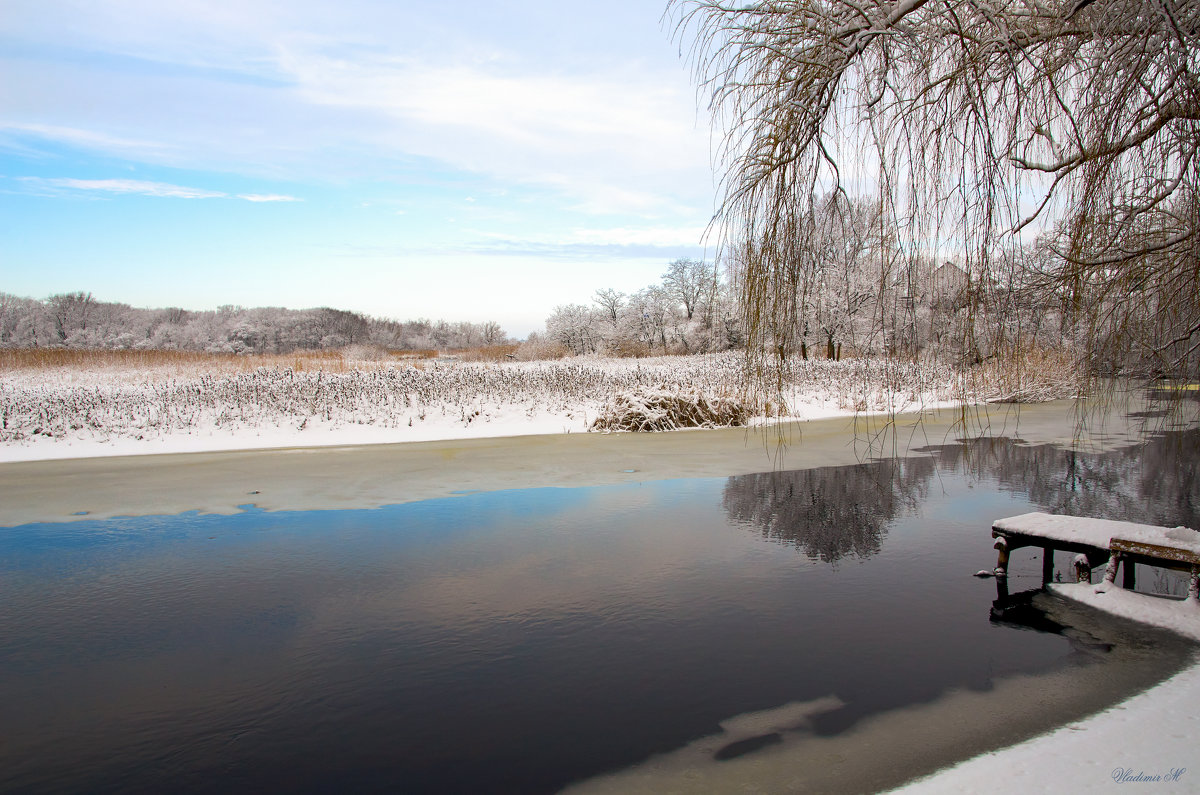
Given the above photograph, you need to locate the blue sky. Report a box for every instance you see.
[0,1,717,337]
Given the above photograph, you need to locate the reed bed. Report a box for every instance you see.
[0,350,970,442]
[960,348,1083,403]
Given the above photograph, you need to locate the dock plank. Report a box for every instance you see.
[1110,538,1200,567]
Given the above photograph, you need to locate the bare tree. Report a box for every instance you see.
[672,0,1200,382]
[662,258,716,320]
[480,321,505,346]
[0,293,40,346]
[47,292,95,343]
[593,288,625,326]
[546,304,602,355]
[805,194,890,359]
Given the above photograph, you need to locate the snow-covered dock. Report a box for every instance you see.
[991,512,1200,596]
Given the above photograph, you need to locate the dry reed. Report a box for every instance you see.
[592,388,748,432]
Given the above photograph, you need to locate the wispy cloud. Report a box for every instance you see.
[0,122,178,158]
[16,178,301,202]
[19,177,225,198]
[478,225,711,250]
[2,3,711,217]
[330,225,711,262]
[281,53,708,214]
[238,193,302,202]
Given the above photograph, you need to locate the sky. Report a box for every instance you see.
[0,0,718,337]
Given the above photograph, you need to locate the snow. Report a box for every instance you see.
[1055,583,1200,640]
[0,403,594,462]
[888,585,1200,794]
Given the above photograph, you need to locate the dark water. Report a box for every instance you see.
[1,430,1198,793]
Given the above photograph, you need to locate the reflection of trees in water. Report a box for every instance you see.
[929,429,1200,529]
[725,429,1198,564]
[722,457,937,563]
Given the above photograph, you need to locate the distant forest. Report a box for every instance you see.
[0,292,508,353]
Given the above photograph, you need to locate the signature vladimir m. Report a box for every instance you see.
[1112,767,1187,783]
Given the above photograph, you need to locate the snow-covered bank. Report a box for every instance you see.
[0,352,960,462]
[890,585,1200,793]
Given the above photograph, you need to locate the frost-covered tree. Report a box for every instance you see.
[804,195,889,359]
[593,288,625,326]
[673,0,1200,380]
[0,292,510,354]
[546,304,602,355]
[46,292,95,344]
[662,258,716,321]
[634,286,674,350]
[480,321,505,346]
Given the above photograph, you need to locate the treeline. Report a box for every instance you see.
[538,205,1089,369]
[530,247,1008,362]
[738,193,1166,374]
[534,258,744,357]
[0,292,509,354]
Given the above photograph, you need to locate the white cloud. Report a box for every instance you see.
[565,225,713,248]
[20,177,226,198]
[238,193,302,202]
[473,224,711,249]
[16,178,303,203]
[276,51,710,214]
[2,2,715,217]
[0,122,178,158]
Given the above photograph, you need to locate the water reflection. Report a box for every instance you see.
[725,430,1199,567]
[926,428,1200,529]
[988,588,1115,664]
[722,457,936,563]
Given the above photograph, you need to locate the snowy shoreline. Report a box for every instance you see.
[0,400,900,464]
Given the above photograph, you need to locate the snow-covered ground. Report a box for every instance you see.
[0,351,962,462]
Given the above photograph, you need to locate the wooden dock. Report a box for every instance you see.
[990,512,1200,599]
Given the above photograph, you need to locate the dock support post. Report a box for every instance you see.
[1042,548,1054,585]
[1190,566,1199,603]
[1073,554,1092,583]
[993,535,1009,577]
[1123,560,1136,590]
[1103,552,1122,587]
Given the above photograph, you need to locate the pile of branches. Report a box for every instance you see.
[591,388,747,432]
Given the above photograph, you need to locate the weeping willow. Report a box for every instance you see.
[671,0,1200,400]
